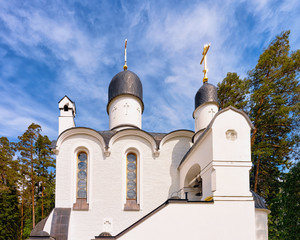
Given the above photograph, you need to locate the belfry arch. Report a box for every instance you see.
[183,164,202,200]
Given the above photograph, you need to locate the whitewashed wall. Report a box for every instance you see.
[255,209,270,240]
[55,128,192,240]
[118,201,256,240]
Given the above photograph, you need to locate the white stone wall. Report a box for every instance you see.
[255,209,270,240]
[118,201,256,240]
[179,130,213,200]
[55,128,192,240]
[211,109,252,200]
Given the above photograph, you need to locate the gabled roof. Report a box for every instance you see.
[58,95,74,104]
[179,106,254,168]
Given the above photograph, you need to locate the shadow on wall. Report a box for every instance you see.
[168,138,192,198]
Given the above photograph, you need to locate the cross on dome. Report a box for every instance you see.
[123,39,128,71]
[200,43,210,83]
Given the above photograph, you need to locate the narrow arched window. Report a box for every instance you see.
[124,152,140,211]
[73,151,89,210]
[77,152,87,198]
[64,105,68,111]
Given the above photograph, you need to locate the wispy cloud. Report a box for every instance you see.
[0,0,299,139]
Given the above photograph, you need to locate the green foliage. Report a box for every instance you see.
[0,137,20,239]
[0,186,20,240]
[0,124,55,239]
[249,30,300,197]
[0,137,17,187]
[269,162,300,239]
[217,72,249,111]
[35,135,55,221]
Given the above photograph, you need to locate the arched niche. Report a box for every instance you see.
[183,164,202,200]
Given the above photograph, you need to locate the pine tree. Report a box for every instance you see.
[35,135,55,221]
[0,137,20,239]
[217,72,249,111]
[248,30,300,198]
[18,123,41,230]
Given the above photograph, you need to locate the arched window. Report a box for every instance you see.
[73,151,89,210]
[124,152,140,211]
[64,105,68,111]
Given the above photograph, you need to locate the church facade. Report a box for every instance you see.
[29,63,270,240]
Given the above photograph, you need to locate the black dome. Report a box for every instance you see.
[195,82,218,110]
[107,70,143,112]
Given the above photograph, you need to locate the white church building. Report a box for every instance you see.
[29,46,270,240]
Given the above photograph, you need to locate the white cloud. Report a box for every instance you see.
[0,0,299,139]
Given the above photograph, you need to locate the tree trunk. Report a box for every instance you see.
[31,140,35,229]
[254,158,260,192]
[20,196,24,240]
[42,182,44,219]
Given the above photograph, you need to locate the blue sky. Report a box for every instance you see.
[0,0,299,142]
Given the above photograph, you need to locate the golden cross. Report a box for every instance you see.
[123,39,128,71]
[200,43,210,83]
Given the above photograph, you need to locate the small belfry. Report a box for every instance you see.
[123,39,128,71]
[200,43,210,83]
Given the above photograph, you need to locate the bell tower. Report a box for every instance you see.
[58,96,76,135]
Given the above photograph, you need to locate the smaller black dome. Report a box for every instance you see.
[195,82,218,110]
[107,70,143,113]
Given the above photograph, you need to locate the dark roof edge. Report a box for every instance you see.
[54,127,194,152]
[58,95,74,104]
[159,129,194,147]
[163,129,194,136]
[94,199,213,239]
[110,124,140,131]
[108,128,159,149]
[179,106,254,168]
[251,191,269,210]
[56,126,104,142]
